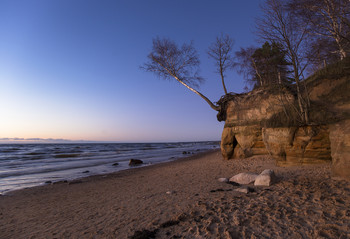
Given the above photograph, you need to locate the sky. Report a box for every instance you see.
[0,0,263,143]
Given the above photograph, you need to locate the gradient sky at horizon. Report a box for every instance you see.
[0,0,263,142]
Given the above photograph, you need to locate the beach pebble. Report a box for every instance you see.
[129,159,143,166]
[166,190,175,195]
[254,169,276,186]
[229,173,258,185]
[218,177,229,183]
[235,186,254,194]
[53,180,68,184]
[68,180,83,185]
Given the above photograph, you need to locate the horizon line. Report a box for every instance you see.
[0,137,221,144]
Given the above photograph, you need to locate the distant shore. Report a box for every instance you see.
[1,150,349,238]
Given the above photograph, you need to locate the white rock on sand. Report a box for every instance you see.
[254,169,276,186]
[229,172,258,185]
[218,177,229,183]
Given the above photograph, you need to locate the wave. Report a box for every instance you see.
[53,153,81,158]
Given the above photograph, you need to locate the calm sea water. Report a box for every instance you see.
[0,142,219,194]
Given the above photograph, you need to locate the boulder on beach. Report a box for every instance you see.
[229,172,258,185]
[254,169,276,186]
[129,159,143,166]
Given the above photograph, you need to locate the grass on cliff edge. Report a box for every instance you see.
[220,58,349,128]
[306,57,350,87]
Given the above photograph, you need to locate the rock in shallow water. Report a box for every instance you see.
[129,159,143,166]
[229,173,258,185]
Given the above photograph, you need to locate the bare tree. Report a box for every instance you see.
[142,37,220,111]
[234,46,262,88]
[306,37,340,71]
[290,0,350,60]
[256,0,310,124]
[207,34,235,95]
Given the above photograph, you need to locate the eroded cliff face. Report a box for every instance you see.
[329,120,350,179]
[262,126,331,166]
[220,87,332,165]
[221,125,267,159]
[219,70,349,180]
[220,87,294,160]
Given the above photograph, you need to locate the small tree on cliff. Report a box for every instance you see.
[251,42,291,86]
[142,37,220,111]
[207,34,235,95]
[235,42,291,89]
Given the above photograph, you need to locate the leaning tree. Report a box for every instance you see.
[142,37,235,112]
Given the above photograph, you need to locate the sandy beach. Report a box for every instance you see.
[1,149,349,239]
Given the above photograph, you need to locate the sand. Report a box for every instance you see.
[0,149,349,239]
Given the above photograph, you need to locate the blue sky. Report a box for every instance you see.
[0,0,263,142]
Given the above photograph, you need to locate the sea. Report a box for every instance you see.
[0,141,220,194]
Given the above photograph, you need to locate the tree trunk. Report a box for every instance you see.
[174,76,220,111]
[335,36,347,59]
[251,58,264,86]
[291,56,309,124]
[220,67,228,95]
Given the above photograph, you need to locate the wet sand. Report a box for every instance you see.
[1,150,349,238]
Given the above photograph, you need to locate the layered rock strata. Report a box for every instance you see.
[219,86,332,165]
[262,126,331,166]
[219,72,350,180]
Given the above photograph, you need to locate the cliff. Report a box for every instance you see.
[218,58,350,180]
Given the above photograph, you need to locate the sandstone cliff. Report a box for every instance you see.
[218,58,350,180]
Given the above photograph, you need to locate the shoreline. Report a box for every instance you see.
[1,150,349,238]
[2,149,220,196]
[0,142,220,195]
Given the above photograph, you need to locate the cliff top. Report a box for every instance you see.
[217,57,350,127]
